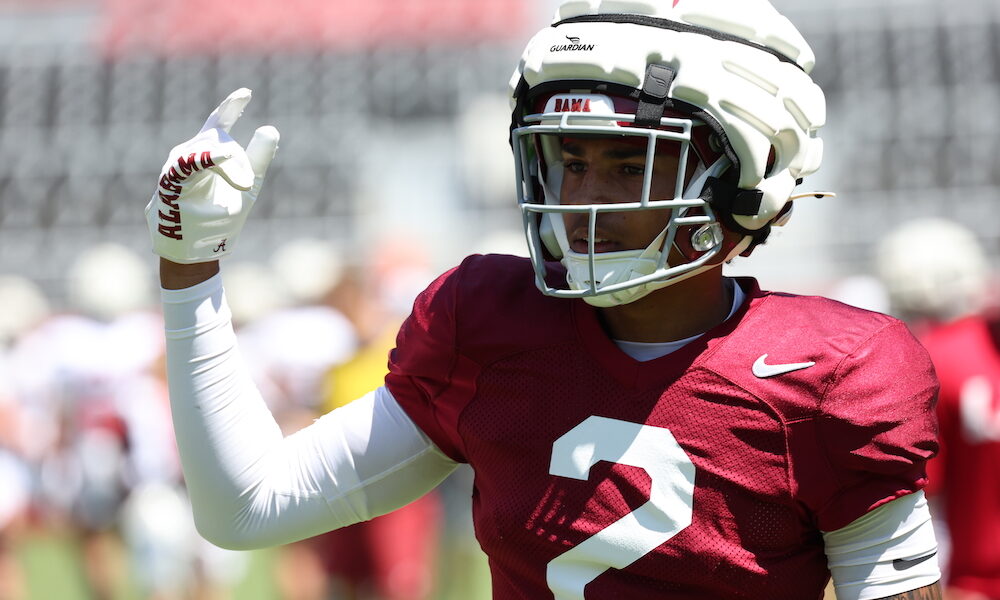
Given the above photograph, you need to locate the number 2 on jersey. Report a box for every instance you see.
[546,416,696,599]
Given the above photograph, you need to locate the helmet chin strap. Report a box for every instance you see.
[563,227,671,307]
[582,229,754,307]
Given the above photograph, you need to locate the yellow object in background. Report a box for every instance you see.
[322,323,401,412]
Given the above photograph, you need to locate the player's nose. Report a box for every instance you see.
[564,168,617,206]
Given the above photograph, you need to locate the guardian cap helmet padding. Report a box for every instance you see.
[510,0,826,306]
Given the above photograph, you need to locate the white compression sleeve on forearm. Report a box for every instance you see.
[161,274,459,550]
[823,490,940,600]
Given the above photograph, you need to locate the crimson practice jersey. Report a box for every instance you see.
[387,255,938,600]
[922,316,1000,599]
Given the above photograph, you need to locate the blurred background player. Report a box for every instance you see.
[877,218,1000,600]
[222,240,359,600]
[0,275,49,600]
[32,242,161,600]
[6,243,246,600]
[307,248,443,600]
[876,218,992,335]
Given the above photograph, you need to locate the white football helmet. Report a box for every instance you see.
[510,0,826,306]
[876,218,991,323]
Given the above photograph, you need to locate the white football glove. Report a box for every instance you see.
[145,88,279,264]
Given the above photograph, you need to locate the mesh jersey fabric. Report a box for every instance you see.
[386,254,938,600]
[921,315,1000,599]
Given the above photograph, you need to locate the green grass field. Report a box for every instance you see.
[15,531,274,600]
[13,528,491,600]
[12,526,838,599]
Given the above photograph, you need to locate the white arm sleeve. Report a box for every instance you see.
[823,490,941,600]
[161,274,459,550]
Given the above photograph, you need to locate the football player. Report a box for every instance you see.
[878,219,1000,600]
[148,1,944,598]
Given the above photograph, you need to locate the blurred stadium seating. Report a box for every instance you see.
[0,0,535,307]
[785,0,1000,270]
[0,0,998,297]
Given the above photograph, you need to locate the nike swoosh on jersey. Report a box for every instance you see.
[752,354,816,378]
[892,552,937,571]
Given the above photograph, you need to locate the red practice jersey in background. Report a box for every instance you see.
[922,316,1000,599]
[387,255,938,600]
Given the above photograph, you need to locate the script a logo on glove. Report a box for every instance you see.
[156,151,218,240]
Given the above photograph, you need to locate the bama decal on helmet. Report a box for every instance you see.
[555,98,591,112]
[544,93,615,115]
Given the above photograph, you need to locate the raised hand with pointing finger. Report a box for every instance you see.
[145,88,279,264]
